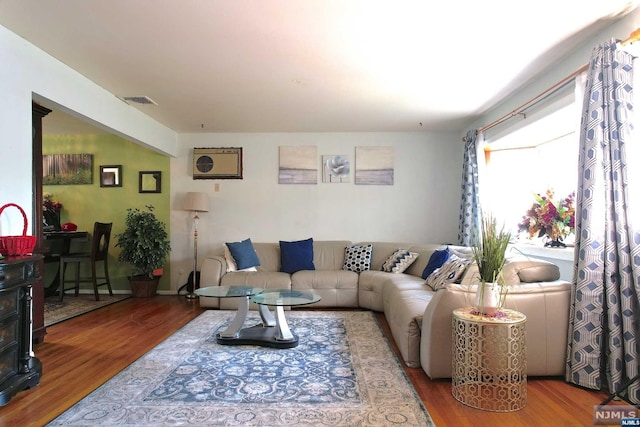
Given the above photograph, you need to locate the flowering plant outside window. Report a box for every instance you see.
[518,189,575,246]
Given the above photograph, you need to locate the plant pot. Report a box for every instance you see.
[129,275,160,298]
[474,282,501,316]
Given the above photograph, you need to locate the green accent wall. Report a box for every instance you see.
[43,133,171,293]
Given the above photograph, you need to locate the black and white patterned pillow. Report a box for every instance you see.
[425,254,471,291]
[343,244,373,273]
[381,249,419,273]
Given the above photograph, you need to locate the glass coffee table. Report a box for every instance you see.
[195,286,321,348]
[250,289,321,348]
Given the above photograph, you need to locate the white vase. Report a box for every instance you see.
[474,282,501,316]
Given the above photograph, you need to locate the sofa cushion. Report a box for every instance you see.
[291,269,359,307]
[383,284,435,368]
[381,249,419,273]
[223,246,258,272]
[343,244,373,273]
[279,238,315,274]
[425,254,471,291]
[312,241,352,270]
[421,247,450,279]
[358,242,413,271]
[225,238,261,270]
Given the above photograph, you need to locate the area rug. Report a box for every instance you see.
[47,310,434,426]
[44,294,131,327]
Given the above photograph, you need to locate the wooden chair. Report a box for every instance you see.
[59,222,114,301]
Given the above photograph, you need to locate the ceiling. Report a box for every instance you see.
[0,1,637,134]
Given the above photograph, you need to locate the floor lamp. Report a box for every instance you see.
[184,192,209,299]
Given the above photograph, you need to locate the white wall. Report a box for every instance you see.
[0,25,177,234]
[169,132,463,287]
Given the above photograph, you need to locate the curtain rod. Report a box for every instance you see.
[462,27,640,142]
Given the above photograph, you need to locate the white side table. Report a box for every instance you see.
[452,307,527,412]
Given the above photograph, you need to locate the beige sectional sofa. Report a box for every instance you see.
[199,240,571,379]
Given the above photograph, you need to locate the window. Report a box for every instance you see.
[482,102,579,238]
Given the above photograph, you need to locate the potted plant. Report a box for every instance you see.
[115,205,170,297]
[471,214,511,315]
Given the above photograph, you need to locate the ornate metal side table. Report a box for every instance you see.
[451,306,527,412]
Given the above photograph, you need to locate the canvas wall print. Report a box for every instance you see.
[322,155,350,183]
[43,154,93,185]
[279,146,318,184]
[355,146,394,185]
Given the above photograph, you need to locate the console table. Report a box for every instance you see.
[0,255,43,405]
[451,307,527,412]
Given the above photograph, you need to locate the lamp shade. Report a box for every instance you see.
[184,192,209,212]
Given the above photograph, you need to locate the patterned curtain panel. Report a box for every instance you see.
[457,130,481,246]
[566,40,640,404]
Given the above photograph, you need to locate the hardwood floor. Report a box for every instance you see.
[0,296,614,426]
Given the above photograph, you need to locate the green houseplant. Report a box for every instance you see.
[471,214,512,315]
[115,205,170,297]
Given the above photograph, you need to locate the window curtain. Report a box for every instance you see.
[566,39,639,404]
[457,130,482,246]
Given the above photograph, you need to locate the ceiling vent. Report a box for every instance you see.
[119,96,158,106]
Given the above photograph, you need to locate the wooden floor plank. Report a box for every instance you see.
[0,296,613,426]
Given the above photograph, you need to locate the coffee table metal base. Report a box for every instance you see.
[216,298,298,348]
[216,323,299,349]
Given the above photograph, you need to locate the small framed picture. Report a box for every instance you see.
[100,165,122,187]
[193,147,243,179]
[139,171,162,193]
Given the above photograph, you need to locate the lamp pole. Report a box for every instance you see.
[183,192,209,300]
[186,210,200,300]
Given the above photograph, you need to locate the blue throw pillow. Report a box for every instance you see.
[421,247,450,279]
[225,238,261,270]
[279,238,315,274]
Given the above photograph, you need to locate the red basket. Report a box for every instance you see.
[0,203,37,256]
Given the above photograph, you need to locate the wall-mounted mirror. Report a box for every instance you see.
[139,171,161,193]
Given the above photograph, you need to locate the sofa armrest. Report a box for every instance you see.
[200,255,226,287]
[198,255,227,309]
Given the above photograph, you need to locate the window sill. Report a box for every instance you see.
[509,242,574,262]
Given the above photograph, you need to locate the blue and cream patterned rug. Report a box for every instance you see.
[48,310,433,426]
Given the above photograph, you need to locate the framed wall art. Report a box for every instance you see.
[355,146,394,185]
[139,171,162,193]
[100,165,122,187]
[193,147,243,179]
[43,153,93,185]
[279,146,318,184]
[322,155,350,183]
